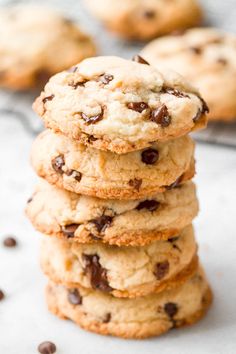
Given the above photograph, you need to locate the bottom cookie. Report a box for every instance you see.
[46,267,212,339]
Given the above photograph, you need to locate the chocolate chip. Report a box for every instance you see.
[164,302,178,318]
[162,87,190,98]
[68,80,87,89]
[68,289,82,305]
[143,10,156,18]
[166,175,182,190]
[192,109,202,123]
[141,148,159,164]
[38,341,56,354]
[3,237,17,247]
[0,289,5,301]
[82,254,112,292]
[168,236,179,243]
[217,58,227,65]
[90,215,113,233]
[136,200,160,211]
[200,97,209,115]
[27,197,33,204]
[127,102,149,113]
[51,155,65,174]
[81,108,104,125]
[88,135,98,142]
[67,66,78,73]
[154,261,169,280]
[189,46,202,55]
[100,74,114,85]
[61,224,79,238]
[150,105,171,127]
[132,55,150,65]
[103,312,111,323]
[65,169,82,182]
[128,178,142,191]
[42,94,54,104]
[168,236,181,252]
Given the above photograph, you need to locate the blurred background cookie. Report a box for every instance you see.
[84,0,203,40]
[141,28,236,121]
[0,5,96,90]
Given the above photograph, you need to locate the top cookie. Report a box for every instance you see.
[33,56,208,154]
[141,28,236,121]
[84,0,202,40]
[0,5,96,90]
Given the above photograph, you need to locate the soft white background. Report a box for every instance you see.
[0,0,236,353]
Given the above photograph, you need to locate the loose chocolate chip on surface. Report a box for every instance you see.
[127,102,149,113]
[61,224,79,238]
[136,199,160,211]
[100,74,114,84]
[141,148,159,164]
[51,155,65,174]
[103,312,111,323]
[38,341,56,354]
[68,289,82,305]
[189,46,202,54]
[82,254,112,292]
[154,261,170,280]
[0,289,5,301]
[65,169,82,182]
[150,105,171,127]
[132,55,150,65]
[164,302,178,318]
[42,94,54,104]
[162,87,189,98]
[90,215,113,233]
[128,178,142,191]
[3,237,17,247]
[81,108,104,125]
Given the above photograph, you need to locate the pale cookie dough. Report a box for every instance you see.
[26,179,198,246]
[31,129,195,200]
[33,56,208,154]
[46,267,212,339]
[40,225,198,298]
[84,0,202,40]
[0,5,96,90]
[141,28,236,121]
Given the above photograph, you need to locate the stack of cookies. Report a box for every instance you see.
[26,56,212,339]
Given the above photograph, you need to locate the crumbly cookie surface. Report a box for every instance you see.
[141,28,236,121]
[85,0,202,40]
[33,56,207,153]
[26,179,198,246]
[46,267,212,338]
[31,129,195,200]
[40,225,198,298]
[0,5,96,90]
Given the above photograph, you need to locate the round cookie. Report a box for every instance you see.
[26,179,198,246]
[31,129,195,200]
[33,56,208,154]
[46,268,212,339]
[40,225,198,298]
[141,28,236,121]
[84,0,202,41]
[0,5,96,90]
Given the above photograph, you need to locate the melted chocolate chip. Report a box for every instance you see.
[3,237,17,247]
[90,215,113,233]
[189,46,202,55]
[132,55,150,65]
[164,302,178,318]
[42,94,54,104]
[127,102,149,113]
[103,312,111,323]
[82,254,112,292]
[61,224,79,238]
[162,87,190,98]
[136,200,160,211]
[141,148,159,165]
[150,105,171,127]
[0,289,5,301]
[38,341,56,354]
[81,108,104,125]
[51,155,65,174]
[154,261,169,280]
[100,74,114,84]
[65,169,82,182]
[128,178,142,191]
[68,289,82,305]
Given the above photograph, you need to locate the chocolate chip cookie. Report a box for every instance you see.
[33,56,208,153]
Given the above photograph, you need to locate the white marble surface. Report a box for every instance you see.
[0,0,236,353]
